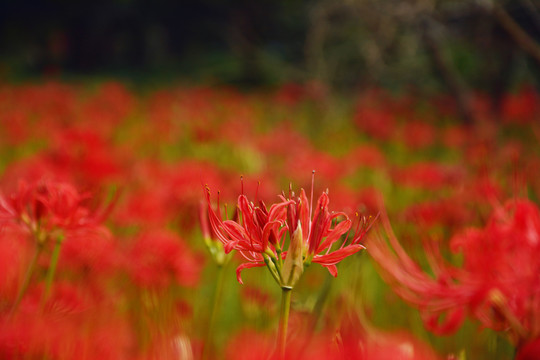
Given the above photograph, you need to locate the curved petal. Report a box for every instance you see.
[238,195,262,240]
[298,189,310,241]
[224,239,241,254]
[308,193,330,255]
[222,220,248,241]
[268,200,293,222]
[222,220,263,252]
[325,264,338,277]
[316,217,351,253]
[262,220,283,251]
[421,307,466,335]
[277,226,289,249]
[205,189,235,246]
[312,244,365,266]
[237,249,264,262]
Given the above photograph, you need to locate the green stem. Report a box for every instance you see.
[41,236,64,307]
[276,287,292,359]
[10,244,43,316]
[202,265,226,360]
[263,255,282,286]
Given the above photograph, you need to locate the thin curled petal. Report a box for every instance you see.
[238,195,262,240]
[267,200,293,222]
[422,307,466,335]
[312,244,365,266]
[317,216,351,253]
[325,264,338,277]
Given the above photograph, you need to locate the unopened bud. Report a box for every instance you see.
[282,221,304,288]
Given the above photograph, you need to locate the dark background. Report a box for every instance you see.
[1,0,540,93]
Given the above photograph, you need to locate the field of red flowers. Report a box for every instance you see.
[0,81,539,359]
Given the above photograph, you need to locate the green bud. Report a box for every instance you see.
[282,222,304,288]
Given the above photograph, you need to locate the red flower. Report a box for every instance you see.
[205,181,375,286]
[0,179,104,241]
[501,85,539,124]
[392,162,462,190]
[282,188,369,277]
[401,121,436,150]
[338,313,443,360]
[128,230,203,288]
[368,199,540,347]
[205,187,290,283]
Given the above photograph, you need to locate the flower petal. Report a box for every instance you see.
[312,244,365,266]
[325,264,338,277]
[317,216,351,253]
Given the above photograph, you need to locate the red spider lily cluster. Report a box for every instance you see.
[0,81,538,359]
[205,180,375,287]
[368,198,540,354]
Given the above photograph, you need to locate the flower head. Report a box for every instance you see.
[0,179,103,244]
[199,200,232,266]
[204,176,376,287]
[368,199,540,348]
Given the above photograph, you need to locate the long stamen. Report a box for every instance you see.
[310,170,315,222]
[240,175,244,195]
[288,183,292,200]
[216,191,221,217]
[340,215,357,250]
[352,213,365,244]
[256,181,260,202]
[341,213,356,250]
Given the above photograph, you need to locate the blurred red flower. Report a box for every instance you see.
[368,199,540,348]
[0,179,105,239]
[128,230,203,289]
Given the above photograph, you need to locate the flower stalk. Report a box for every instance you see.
[204,175,377,359]
[202,264,227,360]
[199,200,233,360]
[42,234,64,307]
[276,286,292,359]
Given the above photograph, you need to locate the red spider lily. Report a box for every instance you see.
[204,186,290,284]
[354,102,397,141]
[199,200,231,266]
[204,179,375,287]
[0,179,103,239]
[0,179,116,312]
[281,188,367,277]
[224,329,338,360]
[403,197,471,230]
[345,144,387,171]
[0,291,133,360]
[401,120,437,150]
[128,230,203,289]
[501,85,539,125]
[338,312,443,360]
[391,162,463,190]
[368,199,540,348]
[224,322,442,360]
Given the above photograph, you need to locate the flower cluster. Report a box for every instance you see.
[368,199,540,350]
[0,81,538,358]
[0,179,107,246]
[205,180,376,288]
